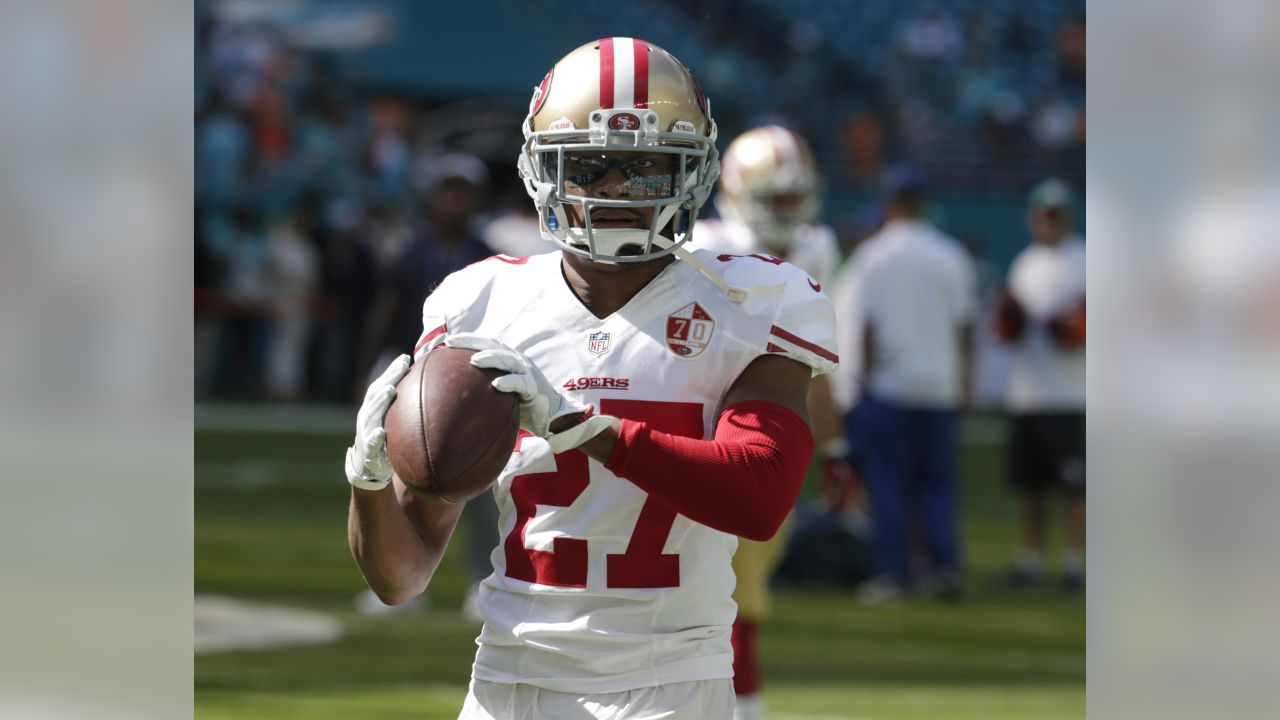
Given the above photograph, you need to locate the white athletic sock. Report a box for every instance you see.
[734,694,765,720]
[1061,549,1084,576]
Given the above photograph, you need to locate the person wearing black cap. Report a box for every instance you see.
[362,153,493,378]
[355,153,495,618]
[994,178,1086,592]
[842,164,977,603]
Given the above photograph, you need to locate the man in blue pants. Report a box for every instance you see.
[841,165,976,603]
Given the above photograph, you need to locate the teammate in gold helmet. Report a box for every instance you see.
[716,125,822,250]
[689,125,854,720]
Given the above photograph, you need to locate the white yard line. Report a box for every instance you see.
[195,595,342,654]
[768,707,880,712]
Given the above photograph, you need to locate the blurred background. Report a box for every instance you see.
[194,0,1085,718]
[194,0,1084,404]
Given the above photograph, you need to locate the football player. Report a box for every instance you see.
[344,39,838,720]
[693,125,853,720]
[701,125,837,279]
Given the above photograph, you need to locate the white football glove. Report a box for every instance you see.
[445,333,620,454]
[345,353,412,491]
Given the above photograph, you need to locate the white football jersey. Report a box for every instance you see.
[690,218,841,288]
[1006,237,1086,411]
[412,250,837,693]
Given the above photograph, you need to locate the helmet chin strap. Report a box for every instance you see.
[650,203,748,302]
[649,234,749,303]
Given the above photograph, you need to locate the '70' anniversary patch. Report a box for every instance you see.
[666,302,715,358]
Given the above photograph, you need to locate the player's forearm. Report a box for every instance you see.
[598,401,814,541]
[806,374,843,447]
[347,483,448,604]
[577,424,620,462]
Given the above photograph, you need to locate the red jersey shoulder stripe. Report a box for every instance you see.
[769,325,839,363]
[413,323,447,355]
[488,254,529,265]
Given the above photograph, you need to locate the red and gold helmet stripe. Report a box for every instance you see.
[598,37,651,110]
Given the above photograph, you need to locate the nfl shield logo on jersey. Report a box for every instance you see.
[587,331,611,356]
[666,302,715,358]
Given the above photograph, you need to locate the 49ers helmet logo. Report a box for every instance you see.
[666,302,715,358]
[608,112,641,130]
[692,76,709,118]
[530,69,553,115]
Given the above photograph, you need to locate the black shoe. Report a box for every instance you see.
[998,567,1043,589]
[936,573,965,603]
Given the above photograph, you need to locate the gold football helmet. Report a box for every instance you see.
[517,38,719,262]
[717,125,821,249]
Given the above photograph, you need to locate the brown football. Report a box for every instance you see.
[383,347,520,503]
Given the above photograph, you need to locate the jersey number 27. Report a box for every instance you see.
[503,399,702,589]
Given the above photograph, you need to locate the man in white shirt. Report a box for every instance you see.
[841,165,977,602]
[994,178,1085,591]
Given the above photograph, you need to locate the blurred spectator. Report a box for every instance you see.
[353,153,500,621]
[994,179,1086,591]
[360,153,491,385]
[982,90,1028,150]
[205,19,281,111]
[1002,9,1037,59]
[264,207,323,400]
[899,6,964,63]
[839,111,885,184]
[375,155,499,623]
[955,47,1014,126]
[840,165,977,603]
[1031,93,1080,152]
[249,57,293,168]
[196,93,251,209]
[1056,15,1086,104]
[363,99,415,204]
[210,205,272,398]
[318,197,379,401]
[963,7,998,55]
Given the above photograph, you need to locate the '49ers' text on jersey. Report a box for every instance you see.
[411,250,837,694]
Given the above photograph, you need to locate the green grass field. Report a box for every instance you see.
[195,411,1083,719]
